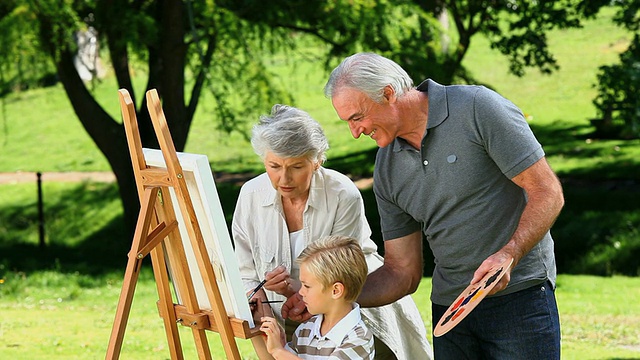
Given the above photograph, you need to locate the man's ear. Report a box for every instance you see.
[383,85,396,104]
[331,282,345,299]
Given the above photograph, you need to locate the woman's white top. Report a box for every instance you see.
[232,167,433,360]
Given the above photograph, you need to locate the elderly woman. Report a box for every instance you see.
[233,104,432,360]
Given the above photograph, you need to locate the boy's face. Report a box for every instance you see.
[299,263,334,315]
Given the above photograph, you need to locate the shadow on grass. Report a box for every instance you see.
[532,121,640,181]
[1,122,639,277]
[0,181,131,276]
[0,181,247,278]
[0,217,130,275]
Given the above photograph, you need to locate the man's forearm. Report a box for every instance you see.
[505,159,564,265]
[358,232,424,307]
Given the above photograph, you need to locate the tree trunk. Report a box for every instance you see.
[54,47,140,233]
[36,0,204,241]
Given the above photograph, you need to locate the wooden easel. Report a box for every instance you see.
[106,89,261,360]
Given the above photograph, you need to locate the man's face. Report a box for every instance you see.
[331,87,396,148]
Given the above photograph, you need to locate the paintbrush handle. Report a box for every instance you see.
[247,279,267,301]
[249,300,283,305]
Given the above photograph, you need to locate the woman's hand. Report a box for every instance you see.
[248,290,275,323]
[264,264,296,297]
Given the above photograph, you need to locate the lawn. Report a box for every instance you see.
[1,267,638,359]
[1,5,639,360]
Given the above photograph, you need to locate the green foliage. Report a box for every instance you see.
[587,1,640,138]
[29,0,82,56]
[593,35,640,138]
[0,0,56,94]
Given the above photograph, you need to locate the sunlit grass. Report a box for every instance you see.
[1,6,639,360]
[1,271,638,359]
[2,9,636,177]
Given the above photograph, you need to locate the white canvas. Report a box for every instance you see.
[143,148,254,328]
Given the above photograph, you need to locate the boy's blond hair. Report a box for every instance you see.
[296,235,368,302]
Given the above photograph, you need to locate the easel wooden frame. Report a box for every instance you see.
[106,88,261,360]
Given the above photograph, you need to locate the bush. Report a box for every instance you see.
[592,35,640,139]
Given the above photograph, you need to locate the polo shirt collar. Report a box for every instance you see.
[312,303,362,344]
[417,79,448,130]
[308,168,328,213]
[393,79,448,152]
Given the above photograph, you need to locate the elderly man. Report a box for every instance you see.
[287,52,564,359]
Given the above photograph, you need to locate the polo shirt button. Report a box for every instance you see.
[423,160,429,166]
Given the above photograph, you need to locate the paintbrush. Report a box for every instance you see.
[249,300,284,305]
[247,263,287,301]
[247,279,267,301]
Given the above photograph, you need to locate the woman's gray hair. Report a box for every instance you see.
[251,104,329,163]
[324,52,413,103]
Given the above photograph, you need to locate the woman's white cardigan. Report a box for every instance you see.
[232,167,433,360]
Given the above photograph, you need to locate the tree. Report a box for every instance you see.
[0,1,56,95]
[590,0,640,138]
[221,0,593,84]
[2,0,293,232]
[1,0,602,237]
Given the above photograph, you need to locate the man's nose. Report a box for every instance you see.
[348,121,361,139]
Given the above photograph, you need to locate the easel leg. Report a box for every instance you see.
[151,244,185,359]
[106,188,162,360]
[105,251,144,360]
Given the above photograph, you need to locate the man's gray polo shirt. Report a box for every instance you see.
[373,79,557,305]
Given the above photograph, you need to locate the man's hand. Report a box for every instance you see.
[470,251,514,295]
[281,292,312,323]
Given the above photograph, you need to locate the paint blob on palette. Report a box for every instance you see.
[433,257,514,337]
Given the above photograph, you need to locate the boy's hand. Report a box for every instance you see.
[260,317,286,354]
[281,292,312,322]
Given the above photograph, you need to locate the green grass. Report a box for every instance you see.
[1,8,639,178]
[0,269,638,359]
[1,6,640,359]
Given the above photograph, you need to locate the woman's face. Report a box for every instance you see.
[264,152,317,201]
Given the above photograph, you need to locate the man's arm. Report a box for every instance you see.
[358,231,424,307]
[282,231,423,319]
[472,157,564,292]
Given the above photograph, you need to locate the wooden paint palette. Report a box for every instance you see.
[433,258,514,337]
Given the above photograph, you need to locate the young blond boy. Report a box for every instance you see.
[260,235,374,359]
